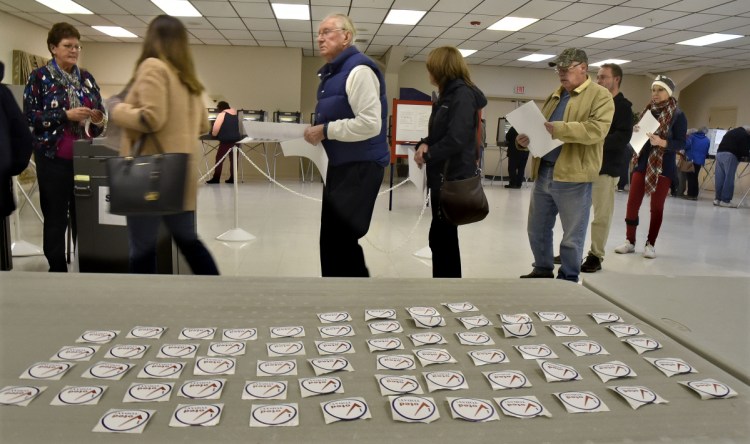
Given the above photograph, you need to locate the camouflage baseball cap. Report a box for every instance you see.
[548,48,588,68]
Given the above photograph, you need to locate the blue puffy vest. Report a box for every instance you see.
[315,46,389,167]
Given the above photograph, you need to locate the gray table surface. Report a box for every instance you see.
[584,273,750,385]
[1,272,748,444]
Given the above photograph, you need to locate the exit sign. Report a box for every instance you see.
[514,85,525,94]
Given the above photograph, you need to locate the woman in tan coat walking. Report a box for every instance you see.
[109,15,218,274]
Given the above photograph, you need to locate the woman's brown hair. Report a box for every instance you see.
[47,22,81,55]
[425,46,475,92]
[135,15,204,95]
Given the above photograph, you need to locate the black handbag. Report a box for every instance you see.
[438,114,489,225]
[105,129,189,216]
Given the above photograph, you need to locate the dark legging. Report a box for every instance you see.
[686,162,701,198]
[625,171,671,246]
[210,142,235,180]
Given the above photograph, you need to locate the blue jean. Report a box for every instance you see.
[527,163,592,282]
[714,151,738,203]
[127,211,219,275]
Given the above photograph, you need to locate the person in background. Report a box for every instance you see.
[614,75,687,259]
[414,46,487,278]
[303,14,389,277]
[675,127,695,198]
[206,100,240,184]
[579,63,633,273]
[516,48,613,282]
[109,15,219,275]
[713,125,750,207]
[24,22,106,272]
[683,126,710,200]
[504,126,528,189]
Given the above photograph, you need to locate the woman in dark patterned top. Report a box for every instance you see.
[24,22,106,272]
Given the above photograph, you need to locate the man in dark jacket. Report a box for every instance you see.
[714,125,750,207]
[581,63,633,272]
[505,126,529,189]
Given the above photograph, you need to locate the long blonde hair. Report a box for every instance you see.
[134,15,204,95]
[426,46,475,92]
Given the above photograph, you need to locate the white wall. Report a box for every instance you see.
[0,12,50,83]
[679,69,750,128]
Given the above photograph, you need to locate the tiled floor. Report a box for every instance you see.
[8,174,750,279]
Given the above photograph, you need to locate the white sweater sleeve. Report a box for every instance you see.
[326,65,382,142]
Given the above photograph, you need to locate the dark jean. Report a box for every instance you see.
[527,162,592,282]
[36,155,75,272]
[126,211,219,275]
[429,186,461,278]
[714,151,738,203]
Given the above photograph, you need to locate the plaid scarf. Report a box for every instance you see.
[633,96,677,195]
[49,59,86,139]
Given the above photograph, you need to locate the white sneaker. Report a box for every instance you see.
[614,241,635,254]
[719,201,734,208]
[713,199,720,206]
[643,243,656,259]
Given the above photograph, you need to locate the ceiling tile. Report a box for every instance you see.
[409,26,445,38]
[512,0,573,19]
[702,0,750,16]
[522,20,574,34]
[193,1,239,17]
[621,9,688,27]
[432,0,483,13]
[440,27,484,39]
[419,11,464,27]
[378,24,414,36]
[202,39,231,46]
[221,29,253,39]
[471,0,529,16]
[191,29,224,39]
[101,14,149,27]
[243,18,280,31]
[252,30,283,40]
[277,20,311,32]
[372,35,406,45]
[229,39,258,46]
[585,6,651,24]
[692,16,750,33]
[662,0,732,13]
[282,31,311,41]
[392,0,440,9]
[402,36,435,47]
[111,0,161,15]
[75,0,128,14]
[232,2,274,18]
[349,7,388,23]
[208,17,246,29]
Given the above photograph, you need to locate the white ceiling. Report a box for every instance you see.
[1,0,749,74]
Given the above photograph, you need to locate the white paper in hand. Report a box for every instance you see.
[629,112,659,155]
[505,101,562,158]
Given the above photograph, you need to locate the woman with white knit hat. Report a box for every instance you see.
[614,75,687,259]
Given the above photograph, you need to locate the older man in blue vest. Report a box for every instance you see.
[304,14,389,277]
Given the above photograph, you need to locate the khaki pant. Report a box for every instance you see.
[589,174,619,259]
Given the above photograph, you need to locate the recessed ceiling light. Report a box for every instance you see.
[586,25,643,39]
[590,59,631,66]
[518,54,554,62]
[488,17,539,32]
[677,33,743,46]
[458,49,477,57]
[35,0,92,14]
[150,0,202,17]
[92,26,138,38]
[384,9,426,26]
[271,3,310,20]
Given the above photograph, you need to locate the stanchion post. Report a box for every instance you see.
[216,144,256,242]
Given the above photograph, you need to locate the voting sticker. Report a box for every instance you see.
[368,320,403,334]
[193,357,236,376]
[535,311,570,322]
[169,403,223,427]
[76,330,119,344]
[298,377,343,398]
[244,381,288,400]
[608,324,643,338]
[389,395,439,423]
[539,361,582,382]
[623,337,662,354]
[409,332,447,346]
[178,327,216,340]
[137,361,186,379]
[679,379,738,400]
[442,302,479,313]
[320,397,371,424]
[51,385,106,406]
[157,343,199,359]
[468,349,509,366]
[375,375,423,396]
[590,312,624,324]
[554,391,609,413]
[308,357,354,376]
[514,344,558,360]
[317,312,352,323]
[414,349,457,366]
[423,370,468,392]
[499,313,532,324]
[644,357,697,377]
[0,386,47,406]
[495,396,551,419]
[590,361,637,382]
[250,404,299,427]
[446,397,499,422]
[208,341,246,356]
[406,306,440,317]
[456,315,492,329]
[269,326,305,338]
[609,386,668,409]
[367,337,404,352]
[105,345,149,360]
[377,354,417,371]
[178,379,226,400]
[257,360,297,377]
[483,370,531,390]
[411,314,446,328]
[319,324,355,338]
[267,341,306,357]
[564,340,609,357]
[123,382,174,403]
[20,362,73,380]
[93,409,155,433]
[500,323,537,338]
[364,308,397,320]
[127,326,166,339]
[457,331,495,346]
[51,346,99,362]
[548,325,587,337]
[315,340,355,355]
[222,328,258,341]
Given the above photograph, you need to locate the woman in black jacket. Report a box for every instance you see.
[414,46,487,278]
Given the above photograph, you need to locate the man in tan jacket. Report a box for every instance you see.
[516,48,614,282]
